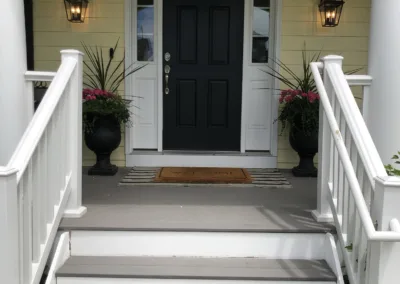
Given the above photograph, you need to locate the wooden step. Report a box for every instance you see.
[56,256,337,283]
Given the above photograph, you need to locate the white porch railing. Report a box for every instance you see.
[0,50,86,284]
[312,56,400,284]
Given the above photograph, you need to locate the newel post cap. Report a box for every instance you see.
[321,55,343,66]
[375,176,400,188]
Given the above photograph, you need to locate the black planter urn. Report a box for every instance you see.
[289,128,318,177]
[84,114,121,176]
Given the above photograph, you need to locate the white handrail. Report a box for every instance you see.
[25,71,57,82]
[345,75,373,86]
[326,64,387,187]
[9,59,77,182]
[0,49,85,284]
[313,63,386,188]
[311,63,378,237]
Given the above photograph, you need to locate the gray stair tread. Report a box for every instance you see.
[60,205,335,233]
[57,256,337,281]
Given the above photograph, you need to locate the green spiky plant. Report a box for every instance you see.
[385,152,400,176]
[82,38,146,93]
[263,43,362,136]
[81,39,146,133]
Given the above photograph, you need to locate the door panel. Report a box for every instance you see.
[163,0,244,151]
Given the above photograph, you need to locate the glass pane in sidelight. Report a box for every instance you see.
[252,0,270,63]
[137,0,154,61]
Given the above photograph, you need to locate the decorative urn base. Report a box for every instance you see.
[289,128,318,177]
[84,114,121,176]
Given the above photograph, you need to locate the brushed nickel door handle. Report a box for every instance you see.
[165,65,171,95]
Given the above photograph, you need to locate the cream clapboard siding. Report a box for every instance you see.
[277,0,371,169]
[33,0,370,168]
[33,0,126,167]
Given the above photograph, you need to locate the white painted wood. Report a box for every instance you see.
[45,232,71,284]
[344,75,372,86]
[0,168,20,284]
[311,56,400,284]
[0,0,29,165]
[366,176,400,284]
[70,231,326,259]
[242,0,276,152]
[31,178,72,284]
[126,152,277,168]
[269,0,281,158]
[26,81,35,122]
[361,85,370,121]
[312,58,335,223]
[366,0,400,165]
[324,234,344,284]
[124,0,134,154]
[126,0,159,150]
[326,63,386,188]
[0,49,87,284]
[7,58,77,181]
[61,50,87,218]
[25,71,56,82]
[58,278,335,284]
[157,0,163,152]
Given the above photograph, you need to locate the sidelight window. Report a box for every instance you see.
[137,0,154,61]
[252,0,270,63]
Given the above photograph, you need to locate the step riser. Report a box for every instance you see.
[70,231,326,259]
[58,278,336,284]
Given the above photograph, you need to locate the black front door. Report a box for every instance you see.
[163,0,244,151]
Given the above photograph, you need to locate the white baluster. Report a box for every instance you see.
[61,50,87,218]
[32,151,41,262]
[0,167,20,284]
[22,164,33,284]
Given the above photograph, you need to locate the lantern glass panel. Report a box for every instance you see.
[64,0,89,23]
[319,0,344,27]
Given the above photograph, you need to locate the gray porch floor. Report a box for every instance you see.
[60,168,334,233]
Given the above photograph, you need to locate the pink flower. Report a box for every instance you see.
[93,89,103,96]
[85,95,96,101]
[307,91,319,103]
[83,88,93,95]
[284,95,293,103]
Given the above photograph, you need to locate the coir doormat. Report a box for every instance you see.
[119,167,292,188]
[155,167,252,184]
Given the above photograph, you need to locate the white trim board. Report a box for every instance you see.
[70,231,326,259]
[126,151,277,168]
[124,0,281,164]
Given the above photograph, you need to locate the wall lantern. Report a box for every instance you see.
[319,0,345,27]
[64,0,89,23]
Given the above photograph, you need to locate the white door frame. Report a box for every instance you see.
[124,0,282,156]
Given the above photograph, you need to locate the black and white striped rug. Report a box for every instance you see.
[119,167,292,188]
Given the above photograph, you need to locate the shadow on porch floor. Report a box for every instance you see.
[60,168,334,233]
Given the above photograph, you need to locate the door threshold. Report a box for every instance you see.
[126,150,277,168]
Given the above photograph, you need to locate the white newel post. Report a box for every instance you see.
[61,50,87,218]
[312,55,343,222]
[366,0,400,165]
[367,176,400,284]
[0,167,20,284]
[0,0,29,165]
